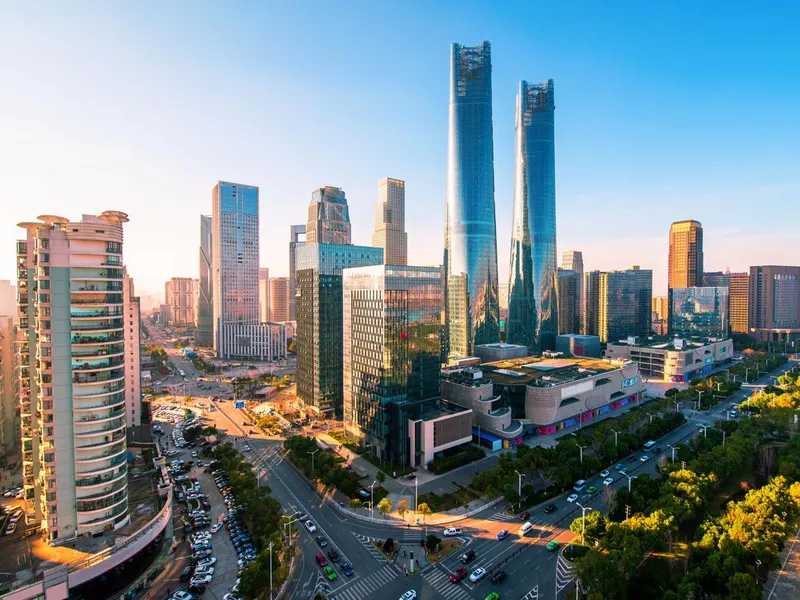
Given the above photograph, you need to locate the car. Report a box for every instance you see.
[339,562,354,576]
[546,540,560,552]
[600,470,610,477]
[323,565,337,581]
[171,592,194,600]
[196,557,217,569]
[518,510,530,521]
[640,455,650,462]
[180,566,194,581]
[222,595,242,600]
[586,485,597,494]
[211,523,223,533]
[304,520,317,533]
[194,567,214,577]
[490,570,507,584]
[327,549,340,561]
[653,447,662,454]
[443,527,462,537]
[496,529,509,540]
[316,535,328,547]
[192,550,212,560]
[399,592,417,600]
[603,477,614,486]
[450,567,468,582]
[316,553,328,567]
[293,511,307,520]
[485,594,500,600]
[5,522,16,535]
[460,549,476,564]
[543,503,557,514]
[470,567,487,582]
[567,493,578,503]
[187,583,206,595]
[614,463,625,471]
[190,574,213,585]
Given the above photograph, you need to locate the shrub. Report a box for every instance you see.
[382,537,394,552]
[428,446,485,474]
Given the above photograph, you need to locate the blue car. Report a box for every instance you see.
[496,529,509,541]
[339,562,354,576]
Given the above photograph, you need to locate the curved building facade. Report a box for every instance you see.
[444,41,500,357]
[508,80,558,352]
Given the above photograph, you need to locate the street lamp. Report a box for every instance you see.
[308,449,319,474]
[514,470,524,505]
[620,470,636,491]
[576,502,592,545]
[575,443,587,465]
[610,428,620,448]
[667,444,677,462]
[370,479,377,521]
[699,426,707,439]
[696,391,702,410]
[268,541,275,600]
[644,412,654,424]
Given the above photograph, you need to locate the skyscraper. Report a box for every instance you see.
[0,317,18,456]
[306,186,351,245]
[0,281,15,318]
[556,269,581,335]
[444,41,500,357]
[372,177,408,266]
[668,220,704,289]
[123,272,142,428]
[562,250,584,332]
[289,224,306,320]
[729,272,750,334]
[212,182,286,360]
[165,277,198,327]
[508,79,558,352]
[598,266,653,342]
[259,268,270,323]
[583,270,601,337]
[269,277,291,323]
[196,215,213,346]
[668,287,729,338]
[16,211,132,543]
[749,266,800,342]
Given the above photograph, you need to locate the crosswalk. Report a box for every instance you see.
[329,565,399,600]
[421,568,474,600]
[352,532,390,562]
[486,507,512,521]
[520,584,540,599]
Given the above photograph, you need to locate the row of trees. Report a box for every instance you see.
[283,435,365,498]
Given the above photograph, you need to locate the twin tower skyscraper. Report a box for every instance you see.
[445,41,557,357]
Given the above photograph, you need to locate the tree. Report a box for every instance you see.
[396,499,410,519]
[375,471,386,485]
[416,503,432,522]
[349,498,362,510]
[569,510,608,544]
[377,497,392,518]
[382,537,394,552]
[425,534,441,551]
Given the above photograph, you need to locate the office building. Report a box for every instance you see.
[562,251,584,331]
[289,224,306,320]
[669,287,729,338]
[16,211,132,543]
[0,281,15,318]
[729,272,750,334]
[473,343,529,363]
[259,268,270,323]
[598,266,653,343]
[269,277,291,323]
[555,334,601,358]
[703,271,730,288]
[652,296,669,335]
[583,271,601,337]
[307,186,351,245]
[196,215,213,346]
[606,337,733,383]
[0,317,18,456]
[343,265,448,465]
[372,178,407,266]
[296,243,383,417]
[668,220,703,289]
[749,266,800,343]
[123,273,141,428]
[556,269,581,335]
[444,41,500,357]
[164,277,198,328]
[508,79,558,352]
[498,282,509,330]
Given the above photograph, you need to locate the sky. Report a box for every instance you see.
[1,1,799,306]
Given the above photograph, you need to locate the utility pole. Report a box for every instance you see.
[625,505,630,520]
[308,449,319,474]
[370,479,377,521]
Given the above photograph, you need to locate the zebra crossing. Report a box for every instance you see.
[421,568,474,600]
[486,507,512,521]
[329,565,399,600]
[352,532,390,562]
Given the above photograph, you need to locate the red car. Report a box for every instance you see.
[449,567,467,583]
[519,510,530,521]
[316,553,328,567]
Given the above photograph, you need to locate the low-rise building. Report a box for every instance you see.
[473,343,529,363]
[407,405,473,468]
[605,336,733,383]
[555,334,601,358]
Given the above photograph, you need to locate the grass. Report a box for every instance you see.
[373,540,399,561]
[426,539,461,563]
[563,543,590,562]
[418,483,481,512]
[327,430,364,454]
[360,452,415,477]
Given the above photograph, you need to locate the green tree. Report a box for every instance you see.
[416,502,432,522]
[350,498,362,510]
[569,510,608,544]
[575,549,625,599]
[375,470,386,485]
[377,497,392,518]
[425,534,441,551]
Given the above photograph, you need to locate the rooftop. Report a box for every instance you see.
[444,356,628,388]
[608,335,729,350]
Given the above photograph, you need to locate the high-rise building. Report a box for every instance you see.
[668,220,703,289]
[556,269,580,335]
[749,266,800,343]
[289,224,306,321]
[669,287,729,338]
[729,272,750,334]
[343,265,443,464]
[652,296,669,334]
[508,80,558,352]
[196,215,213,346]
[212,182,286,360]
[498,282,509,331]
[269,277,291,323]
[164,277,198,327]
[583,271,601,337]
[598,266,653,343]
[372,178,407,266]
[16,211,132,543]
[0,281,15,318]
[123,272,142,428]
[259,268,270,323]
[296,243,383,417]
[702,271,730,288]
[562,251,584,332]
[444,41,500,357]
[307,186,352,245]
[0,316,18,456]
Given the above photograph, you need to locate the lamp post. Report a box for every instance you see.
[576,502,592,545]
[644,412,654,424]
[308,449,319,474]
[268,541,275,600]
[610,428,620,448]
[667,444,677,462]
[722,430,726,447]
[283,516,301,540]
[699,426,707,439]
[620,471,636,491]
[696,391,702,410]
[575,443,586,465]
[370,479,377,521]
[414,477,418,526]
[673,399,681,413]
[514,470,524,505]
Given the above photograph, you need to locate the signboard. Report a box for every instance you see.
[235,401,245,409]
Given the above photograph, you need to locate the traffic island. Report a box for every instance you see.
[424,538,461,563]
[373,538,400,561]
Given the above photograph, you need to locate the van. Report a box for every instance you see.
[518,521,533,536]
[643,440,656,452]
[573,480,587,492]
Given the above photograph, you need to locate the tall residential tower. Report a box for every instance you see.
[372,177,407,266]
[196,215,213,346]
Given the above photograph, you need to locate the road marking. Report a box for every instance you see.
[421,568,474,600]
[555,551,576,594]
[520,584,539,599]
[329,565,399,600]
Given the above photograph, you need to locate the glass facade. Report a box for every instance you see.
[508,80,558,352]
[598,267,653,342]
[196,215,213,346]
[669,287,730,338]
[444,41,500,357]
[343,265,443,465]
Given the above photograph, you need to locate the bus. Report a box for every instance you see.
[643,440,656,452]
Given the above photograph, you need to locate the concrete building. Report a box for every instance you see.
[215,323,286,361]
[196,215,213,346]
[729,272,750,334]
[164,277,198,328]
[16,211,132,543]
[289,224,306,321]
[0,280,16,318]
[556,334,601,358]
[583,270,600,337]
[703,271,730,288]
[443,356,645,438]
[606,336,733,383]
[669,287,729,338]
[0,316,18,456]
[473,343,529,363]
[259,268,270,323]
[296,243,383,417]
[598,266,653,343]
[123,273,141,428]
[556,268,581,335]
[342,265,445,465]
[562,251,584,332]
[749,265,800,343]
[408,406,473,468]
[652,296,669,335]
[372,177,407,266]
[306,186,351,245]
[269,277,291,323]
[668,220,703,289]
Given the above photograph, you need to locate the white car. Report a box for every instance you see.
[640,455,650,462]
[304,520,317,533]
[194,567,215,577]
[171,592,193,600]
[603,477,614,486]
[211,523,223,533]
[442,527,462,537]
[190,574,213,585]
[399,592,417,600]
[599,470,610,478]
[469,567,487,582]
[567,493,579,503]
[196,557,217,569]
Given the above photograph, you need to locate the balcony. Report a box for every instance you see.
[76,489,127,514]
[74,419,125,438]
[72,346,124,360]
[76,454,127,477]
[71,333,124,345]
[76,478,127,502]
[71,319,124,332]
[71,283,123,293]
[71,308,124,319]
[75,432,125,451]
[76,466,127,488]
[75,443,126,465]
[71,295,123,305]
[73,392,126,409]
[73,368,125,385]
[78,499,128,527]
[72,357,125,372]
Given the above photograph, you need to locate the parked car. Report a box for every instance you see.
[450,567,467,583]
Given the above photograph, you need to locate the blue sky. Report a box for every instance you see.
[1,1,798,304]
